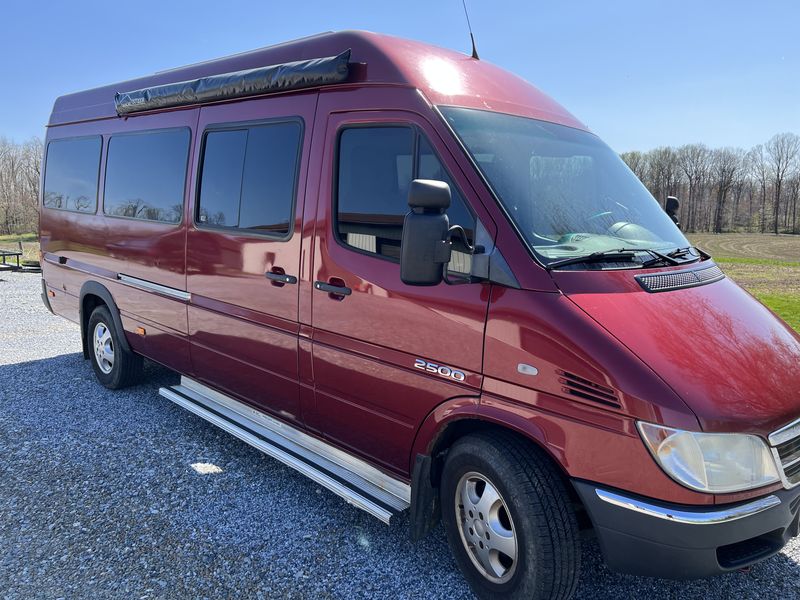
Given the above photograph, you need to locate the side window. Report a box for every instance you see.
[197,121,302,236]
[337,127,413,260]
[104,129,190,224]
[336,126,476,272]
[43,136,101,212]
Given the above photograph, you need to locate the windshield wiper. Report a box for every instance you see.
[666,246,706,262]
[547,248,681,270]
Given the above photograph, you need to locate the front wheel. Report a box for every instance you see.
[87,305,143,389]
[441,432,580,600]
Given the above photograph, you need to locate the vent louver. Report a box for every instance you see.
[636,265,724,293]
[557,371,620,408]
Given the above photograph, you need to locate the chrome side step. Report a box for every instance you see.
[158,376,411,524]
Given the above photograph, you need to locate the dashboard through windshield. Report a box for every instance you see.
[440,106,691,268]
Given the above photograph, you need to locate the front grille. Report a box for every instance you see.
[557,371,620,409]
[769,418,800,488]
[636,264,725,293]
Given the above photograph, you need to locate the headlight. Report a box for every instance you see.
[637,422,780,493]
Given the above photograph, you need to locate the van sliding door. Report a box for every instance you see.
[185,93,317,424]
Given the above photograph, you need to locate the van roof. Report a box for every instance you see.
[48,30,585,130]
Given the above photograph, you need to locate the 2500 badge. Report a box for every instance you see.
[414,359,466,382]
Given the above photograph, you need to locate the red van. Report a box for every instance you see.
[40,31,800,599]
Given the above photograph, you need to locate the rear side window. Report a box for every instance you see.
[43,136,101,212]
[336,126,475,269]
[104,129,190,224]
[197,121,302,236]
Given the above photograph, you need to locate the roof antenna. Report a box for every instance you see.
[461,0,480,59]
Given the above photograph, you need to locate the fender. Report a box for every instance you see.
[408,394,562,541]
[409,395,554,471]
[476,398,565,467]
[409,395,481,468]
[79,280,133,359]
[409,395,479,541]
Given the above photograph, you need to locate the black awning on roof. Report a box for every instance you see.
[114,49,351,115]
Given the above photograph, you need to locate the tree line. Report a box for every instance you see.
[621,132,800,234]
[0,138,41,236]
[1,132,799,236]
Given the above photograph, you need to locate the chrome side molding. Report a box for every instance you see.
[118,273,191,302]
[159,377,410,524]
[595,488,781,525]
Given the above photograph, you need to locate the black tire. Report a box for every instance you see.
[440,431,580,600]
[87,305,143,389]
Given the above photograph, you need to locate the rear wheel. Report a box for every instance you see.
[87,305,143,389]
[441,431,580,600]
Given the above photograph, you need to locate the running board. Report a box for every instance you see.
[158,376,411,524]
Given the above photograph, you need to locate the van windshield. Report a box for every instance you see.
[440,107,691,268]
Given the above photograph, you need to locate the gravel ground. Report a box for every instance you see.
[1,271,799,599]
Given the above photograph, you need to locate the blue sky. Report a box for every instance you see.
[0,0,797,151]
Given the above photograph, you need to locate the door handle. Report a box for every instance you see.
[314,278,352,299]
[266,268,297,286]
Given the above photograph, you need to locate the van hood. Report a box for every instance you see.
[558,267,800,437]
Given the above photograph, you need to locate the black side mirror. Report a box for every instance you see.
[665,195,680,228]
[400,179,452,286]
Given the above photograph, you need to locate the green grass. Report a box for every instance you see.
[714,256,800,268]
[711,255,800,331]
[0,232,37,243]
[0,232,39,262]
[754,294,800,332]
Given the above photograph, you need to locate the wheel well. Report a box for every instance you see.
[428,419,592,532]
[80,293,106,359]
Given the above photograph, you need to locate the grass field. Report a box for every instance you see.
[2,231,799,331]
[0,232,39,263]
[688,233,800,332]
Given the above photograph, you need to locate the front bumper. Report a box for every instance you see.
[574,480,800,579]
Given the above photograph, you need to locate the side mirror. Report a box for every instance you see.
[400,179,452,286]
[665,195,680,228]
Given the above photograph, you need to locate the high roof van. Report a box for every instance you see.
[40,30,800,600]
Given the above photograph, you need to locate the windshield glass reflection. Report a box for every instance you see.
[441,107,691,268]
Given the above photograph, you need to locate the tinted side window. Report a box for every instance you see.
[336,127,475,270]
[198,121,302,236]
[43,137,101,212]
[337,127,414,260]
[197,130,247,227]
[104,129,190,223]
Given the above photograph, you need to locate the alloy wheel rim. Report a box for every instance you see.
[93,322,114,374]
[455,471,518,584]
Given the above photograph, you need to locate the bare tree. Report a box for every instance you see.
[0,137,42,235]
[677,144,709,232]
[709,148,743,233]
[746,144,770,233]
[647,146,682,207]
[765,132,800,234]
[788,175,800,234]
[620,151,648,182]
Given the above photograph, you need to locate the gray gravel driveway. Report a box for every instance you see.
[1,271,798,598]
